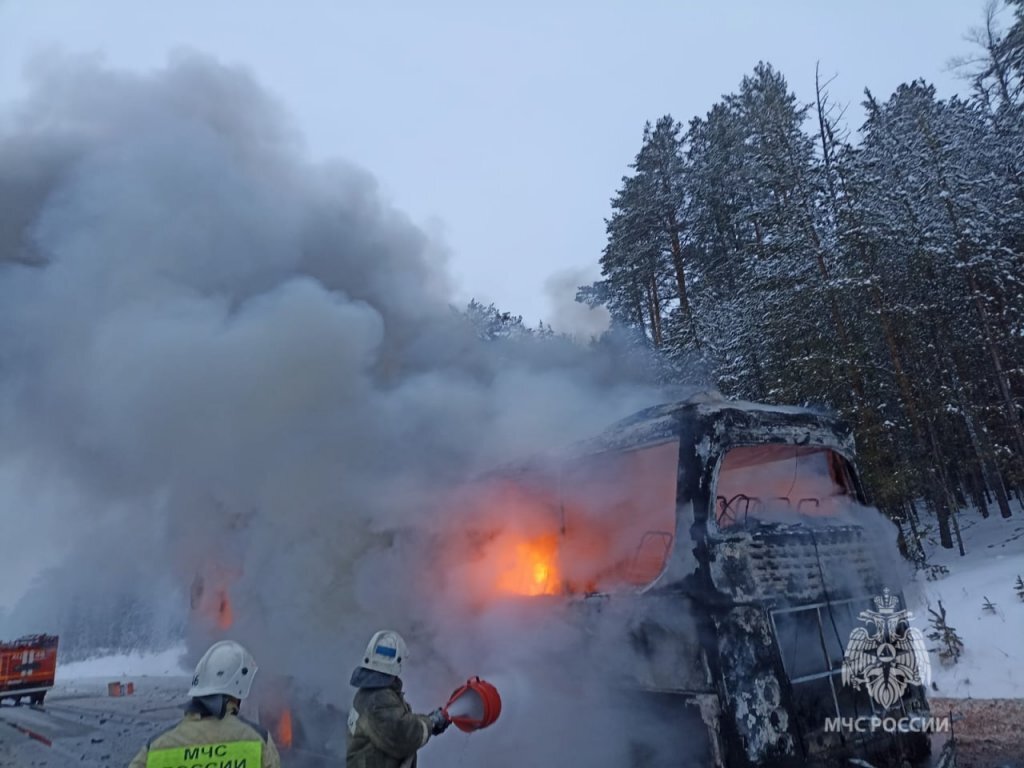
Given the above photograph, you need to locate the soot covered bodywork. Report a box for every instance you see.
[553,392,948,767]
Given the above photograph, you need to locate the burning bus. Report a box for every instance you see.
[448,391,952,768]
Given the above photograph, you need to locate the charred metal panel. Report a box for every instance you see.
[709,526,883,604]
[693,403,856,458]
[574,408,684,454]
[651,500,701,589]
[573,594,713,695]
[714,606,796,765]
[625,690,722,768]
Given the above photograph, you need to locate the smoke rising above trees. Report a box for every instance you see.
[0,49,693,765]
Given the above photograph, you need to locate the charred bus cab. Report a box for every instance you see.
[470,392,951,767]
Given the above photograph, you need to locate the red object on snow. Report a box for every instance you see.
[443,677,501,732]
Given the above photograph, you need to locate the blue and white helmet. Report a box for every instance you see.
[360,630,408,676]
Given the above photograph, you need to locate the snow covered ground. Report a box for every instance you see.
[910,508,1024,700]
[0,668,190,768]
[0,646,340,767]
[56,644,188,682]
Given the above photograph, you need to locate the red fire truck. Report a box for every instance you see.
[0,634,58,705]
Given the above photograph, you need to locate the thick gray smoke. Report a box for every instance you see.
[544,266,611,339]
[0,53,682,764]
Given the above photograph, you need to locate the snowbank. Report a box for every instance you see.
[911,511,1024,699]
[57,644,188,680]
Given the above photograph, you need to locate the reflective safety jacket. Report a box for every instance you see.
[128,703,280,768]
[347,674,432,768]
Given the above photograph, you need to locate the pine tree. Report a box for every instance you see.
[632,116,701,355]
[840,81,1024,542]
[954,1,1024,121]
[582,43,1024,531]
[463,299,532,341]
[680,64,835,403]
[927,601,965,664]
[982,596,998,614]
[682,101,767,398]
[585,171,673,347]
[1015,574,1024,600]
[722,63,835,405]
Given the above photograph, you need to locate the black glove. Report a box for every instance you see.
[427,708,451,735]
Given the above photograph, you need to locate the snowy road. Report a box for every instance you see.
[0,677,188,767]
[0,675,346,767]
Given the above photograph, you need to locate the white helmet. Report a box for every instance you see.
[188,640,258,700]
[360,630,408,677]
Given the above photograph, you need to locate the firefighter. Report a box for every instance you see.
[347,629,450,768]
[128,640,280,768]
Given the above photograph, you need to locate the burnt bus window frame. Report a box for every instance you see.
[557,437,681,593]
[769,597,900,728]
[710,444,861,532]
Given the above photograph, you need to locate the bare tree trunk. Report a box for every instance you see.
[646,276,663,347]
[923,126,1024,470]
[924,415,961,552]
[811,63,867,406]
[665,214,700,349]
[950,500,966,556]
[979,0,1017,111]
[869,281,955,547]
[945,341,1013,518]
[968,467,989,518]
[903,500,926,564]
[965,269,1024,463]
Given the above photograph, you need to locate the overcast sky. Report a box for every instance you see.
[1,1,990,330]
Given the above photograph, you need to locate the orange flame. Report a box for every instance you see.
[275,709,293,749]
[495,535,560,596]
[217,590,233,630]
[191,568,241,631]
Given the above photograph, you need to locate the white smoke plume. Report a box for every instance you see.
[544,266,611,339]
[0,52,689,764]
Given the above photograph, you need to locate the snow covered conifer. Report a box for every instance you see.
[927,600,965,664]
